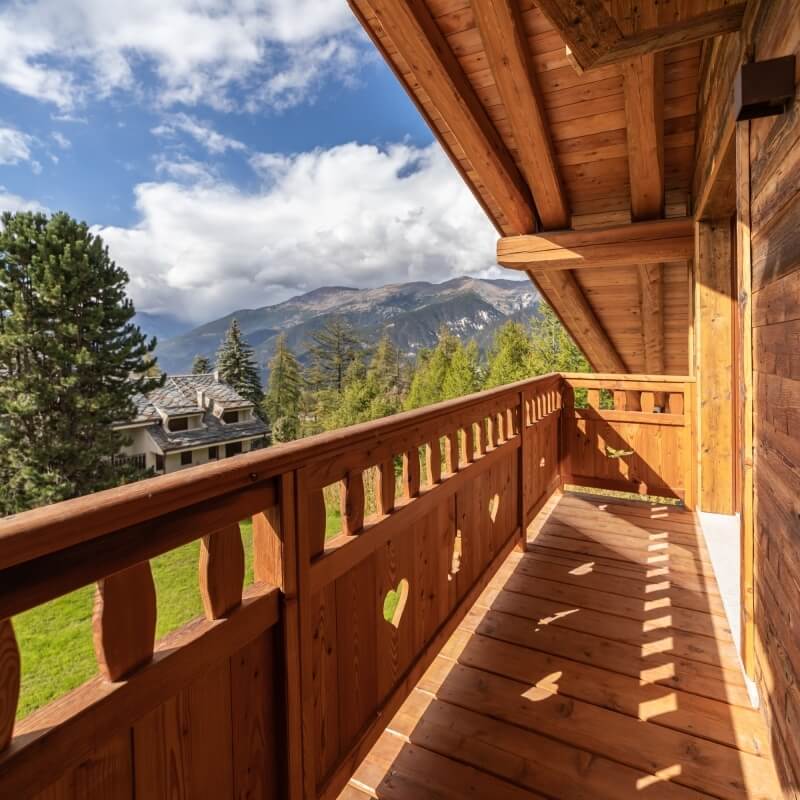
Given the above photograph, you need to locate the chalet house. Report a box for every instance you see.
[1,2,800,799]
[115,372,268,473]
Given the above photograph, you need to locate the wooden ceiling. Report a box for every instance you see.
[350,0,747,375]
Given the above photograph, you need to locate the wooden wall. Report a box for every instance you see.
[750,0,800,796]
[745,0,800,794]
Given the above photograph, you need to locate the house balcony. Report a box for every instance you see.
[0,373,780,799]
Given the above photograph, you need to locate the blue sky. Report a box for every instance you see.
[0,1,503,323]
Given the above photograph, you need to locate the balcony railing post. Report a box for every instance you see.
[0,618,20,753]
[517,390,528,552]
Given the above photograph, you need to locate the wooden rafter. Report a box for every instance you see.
[472,0,569,230]
[616,0,666,376]
[363,0,535,234]
[535,1,746,72]
[497,218,693,272]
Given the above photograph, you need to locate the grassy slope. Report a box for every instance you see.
[15,508,342,719]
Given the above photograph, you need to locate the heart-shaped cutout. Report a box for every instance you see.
[383,578,409,628]
[488,493,500,523]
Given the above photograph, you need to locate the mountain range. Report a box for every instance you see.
[147,277,539,377]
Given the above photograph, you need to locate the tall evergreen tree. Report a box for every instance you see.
[306,316,361,393]
[442,339,481,399]
[215,319,263,409]
[405,327,466,409]
[0,211,161,514]
[529,303,589,374]
[484,321,534,388]
[265,334,302,442]
[192,354,211,374]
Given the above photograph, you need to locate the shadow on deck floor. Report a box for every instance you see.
[340,491,780,800]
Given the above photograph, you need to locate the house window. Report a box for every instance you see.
[155,454,164,472]
[208,446,219,460]
[171,416,189,432]
[222,410,239,424]
[225,441,242,458]
[180,450,193,466]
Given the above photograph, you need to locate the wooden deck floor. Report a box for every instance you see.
[340,492,781,800]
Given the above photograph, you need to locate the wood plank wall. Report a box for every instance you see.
[747,2,800,794]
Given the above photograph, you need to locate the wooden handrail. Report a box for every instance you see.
[0,373,560,572]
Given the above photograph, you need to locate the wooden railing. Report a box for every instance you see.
[561,373,696,508]
[0,372,690,799]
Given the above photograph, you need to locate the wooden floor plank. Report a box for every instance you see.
[503,550,728,615]
[339,494,780,800]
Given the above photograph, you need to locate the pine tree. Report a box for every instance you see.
[404,327,461,409]
[442,340,481,399]
[265,334,302,442]
[215,319,263,409]
[192,354,211,374]
[529,303,589,374]
[484,321,534,388]
[0,211,161,514]
[306,316,362,393]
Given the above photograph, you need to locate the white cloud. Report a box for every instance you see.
[95,142,503,323]
[0,187,48,216]
[152,114,245,154]
[0,126,34,165]
[0,0,362,112]
[51,131,71,149]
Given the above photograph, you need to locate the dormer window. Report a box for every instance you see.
[222,410,239,424]
[170,416,189,432]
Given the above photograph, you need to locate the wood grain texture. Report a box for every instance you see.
[93,561,157,681]
[341,470,365,535]
[199,522,245,619]
[472,0,568,229]
[0,620,19,752]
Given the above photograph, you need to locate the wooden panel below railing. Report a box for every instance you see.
[561,374,695,507]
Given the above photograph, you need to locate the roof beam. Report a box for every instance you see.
[364,0,535,234]
[497,218,694,272]
[472,0,569,230]
[536,2,745,72]
[617,0,666,376]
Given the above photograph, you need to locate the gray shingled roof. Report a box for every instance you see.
[130,372,251,422]
[126,372,267,451]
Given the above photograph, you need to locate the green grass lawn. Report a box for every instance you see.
[14,508,343,720]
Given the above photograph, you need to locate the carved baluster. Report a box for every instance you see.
[403,449,421,498]
[200,523,245,619]
[377,459,396,516]
[641,392,655,413]
[476,419,487,456]
[613,390,627,410]
[93,562,157,681]
[340,469,365,534]
[0,619,20,752]
[668,392,684,415]
[426,439,442,485]
[489,413,501,448]
[462,423,475,463]
[445,432,459,473]
[587,388,601,409]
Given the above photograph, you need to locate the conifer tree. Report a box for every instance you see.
[484,321,534,388]
[215,319,263,409]
[529,303,589,374]
[0,211,161,514]
[405,327,464,409]
[306,316,361,393]
[265,334,302,441]
[442,340,481,399]
[192,354,212,374]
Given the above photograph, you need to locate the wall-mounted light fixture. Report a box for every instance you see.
[734,56,795,121]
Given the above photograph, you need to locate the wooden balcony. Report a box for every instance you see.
[0,373,779,798]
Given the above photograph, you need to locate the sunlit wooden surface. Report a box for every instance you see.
[341,492,780,799]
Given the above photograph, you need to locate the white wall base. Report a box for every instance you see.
[697,510,759,708]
